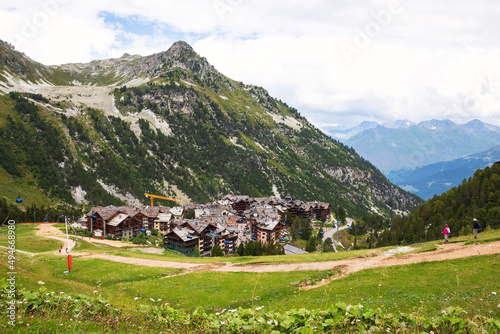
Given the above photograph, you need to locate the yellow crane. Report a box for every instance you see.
[144,193,183,206]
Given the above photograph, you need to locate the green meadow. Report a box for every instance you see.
[1,224,499,321]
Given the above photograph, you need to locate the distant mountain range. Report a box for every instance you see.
[386,145,500,200]
[325,119,500,173]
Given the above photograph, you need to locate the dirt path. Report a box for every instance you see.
[36,224,76,256]
[69,240,500,287]
[36,223,142,251]
[33,224,500,288]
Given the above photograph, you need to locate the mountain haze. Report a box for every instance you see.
[387,145,500,200]
[0,40,421,217]
[337,119,500,173]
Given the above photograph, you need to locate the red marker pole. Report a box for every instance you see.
[67,254,72,273]
[65,217,72,273]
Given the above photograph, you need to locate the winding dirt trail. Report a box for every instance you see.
[77,240,500,289]
[36,224,76,256]
[35,224,500,289]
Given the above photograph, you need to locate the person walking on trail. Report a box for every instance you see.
[442,224,451,243]
[473,218,481,239]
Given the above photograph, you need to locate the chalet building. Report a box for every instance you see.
[153,212,173,234]
[312,202,331,220]
[252,219,285,244]
[214,223,238,255]
[164,220,217,257]
[86,206,121,237]
[138,206,170,230]
[221,194,251,212]
[170,206,184,223]
[86,206,160,239]
[164,226,200,255]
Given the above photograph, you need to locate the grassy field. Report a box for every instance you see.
[1,224,499,324]
[0,226,498,320]
[2,248,499,320]
[0,223,61,253]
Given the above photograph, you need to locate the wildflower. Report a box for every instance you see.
[229,309,237,312]
[492,292,497,295]
[60,292,64,294]
[220,321,226,325]
[256,306,264,310]
[38,281,45,285]
[215,312,220,316]
[150,298,155,302]
[93,291,98,294]
[359,305,363,308]
[158,298,162,301]
[134,297,139,300]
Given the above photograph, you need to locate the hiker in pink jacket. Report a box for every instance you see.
[442,224,450,243]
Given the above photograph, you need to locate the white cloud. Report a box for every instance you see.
[1,0,500,127]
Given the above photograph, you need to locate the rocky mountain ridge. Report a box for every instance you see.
[0,39,422,217]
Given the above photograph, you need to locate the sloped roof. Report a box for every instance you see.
[107,213,128,227]
[155,213,172,222]
[171,226,199,242]
[170,206,183,216]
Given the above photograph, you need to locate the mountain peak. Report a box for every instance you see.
[169,40,194,52]
[381,119,415,129]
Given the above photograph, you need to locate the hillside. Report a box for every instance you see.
[367,163,500,247]
[0,40,421,217]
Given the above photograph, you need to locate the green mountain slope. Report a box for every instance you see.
[0,40,422,217]
[367,163,500,246]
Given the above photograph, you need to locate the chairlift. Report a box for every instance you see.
[16,191,22,204]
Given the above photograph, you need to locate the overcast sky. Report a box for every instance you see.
[1,0,500,128]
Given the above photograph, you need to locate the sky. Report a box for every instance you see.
[1,0,500,128]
